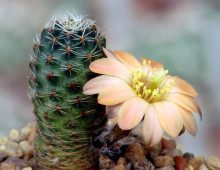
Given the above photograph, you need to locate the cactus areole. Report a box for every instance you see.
[29,13,106,169]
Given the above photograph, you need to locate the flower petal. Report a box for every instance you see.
[170,76,198,97]
[143,104,164,146]
[166,93,202,120]
[154,101,183,138]
[114,51,140,70]
[83,75,124,95]
[103,48,118,60]
[98,83,136,105]
[89,58,132,83]
[178,107,197,136]
[118,97,148,130]
[106,103,122,119]
[191,99,202,120]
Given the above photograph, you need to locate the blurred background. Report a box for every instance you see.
[0,0,219,157]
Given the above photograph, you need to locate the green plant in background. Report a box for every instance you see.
[29,12,106,169]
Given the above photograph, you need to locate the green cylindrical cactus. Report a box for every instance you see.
[29,13,106,169]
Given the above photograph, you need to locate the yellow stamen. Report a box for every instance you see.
[131,63,174,103]
[166,88,170,92]
[150,76,154,82]
[139,82,144,86]
[156,94,161,98]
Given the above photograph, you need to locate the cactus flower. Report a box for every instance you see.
[83,48,202,146]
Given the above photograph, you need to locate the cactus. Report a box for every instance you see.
[29,13,106,169]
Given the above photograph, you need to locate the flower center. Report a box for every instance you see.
[131,60,175,103]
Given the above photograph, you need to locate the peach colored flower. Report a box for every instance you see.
[83,48,202,146]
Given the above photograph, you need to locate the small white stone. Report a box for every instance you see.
[206,156,220,170]
[185,165,194,170]
[0,141,23,157]
[188,156,205,170]
[9,129,20,141]
[0,137,9,144]
[0,145,6,150]
[19,140,33,160]
[199,164,209,170]
[176,142,184,153]
[22,167,32,170]
[21,124,32,138]
[20,124,36,143]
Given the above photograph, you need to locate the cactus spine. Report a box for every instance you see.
[29,13,106,169]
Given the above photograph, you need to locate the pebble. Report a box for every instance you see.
[160,149,168,155]
[0,153,7,162]
[125,151,145,164]
[185,165,194,170]
[124,143,146,164]
[9,129,20,142]
[155,166,175,170]
[126,162,132,170]
[161,139,176,150]
[166,149,182,157]
[117,157,127,165]
[199,164,209,170]
[148,143,162,153]
[111,164,126,170]
[22,167,32,170]
[126,143,147,156]
[20,124,32,140]
[176,143,184,153]
[153,155,175,168]
[148,149,160,160]
[0,138,8,145]
[205,156,220,170]
[147,145,161,160]
[174,156,187,170]
[26,157,36,167]
[183,152,194,162]
[99,155,116,169]
[0,141,23,157]
[19,140,33,160]
[133,159,155,170]
[188,156,205,170]
[1,161,16,170]
[1,157,29,170]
